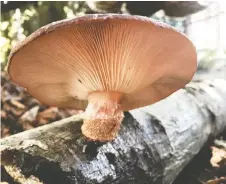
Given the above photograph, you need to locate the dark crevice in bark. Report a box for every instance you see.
[105,152,116,165]
[2,150,75,184]
[150,116,166,135]
[83,141,106,160]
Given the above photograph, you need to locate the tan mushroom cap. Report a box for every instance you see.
[7,14,197,112]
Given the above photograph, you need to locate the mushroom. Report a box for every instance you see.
[7,14,197,141]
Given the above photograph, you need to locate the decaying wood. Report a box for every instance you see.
[1,79,226,184]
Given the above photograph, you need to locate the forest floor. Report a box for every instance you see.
[1,72,226,184]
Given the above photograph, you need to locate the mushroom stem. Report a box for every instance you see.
[81,91,124,141]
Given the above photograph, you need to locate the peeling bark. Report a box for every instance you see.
[1,79,226,184]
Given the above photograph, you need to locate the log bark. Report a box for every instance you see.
[1,79,226,184]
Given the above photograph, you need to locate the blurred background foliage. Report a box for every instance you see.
[1,1,226,71]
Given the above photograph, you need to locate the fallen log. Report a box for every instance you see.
[1,79,226,184]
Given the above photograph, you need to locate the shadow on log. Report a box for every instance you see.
[1,79,226,184]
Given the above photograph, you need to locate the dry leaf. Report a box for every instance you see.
[210,146,226,167]
[205,176,226,184]
[1,124,10,138]
[10,99,25,109]
[38,107,58,119]
[19,106,39,123]
[1,110,7,119]
[22,122,34,130]
[37,107,58,125]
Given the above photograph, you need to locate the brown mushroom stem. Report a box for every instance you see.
[81,91,124,141]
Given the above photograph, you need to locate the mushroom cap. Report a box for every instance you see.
[7,14,197,111]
